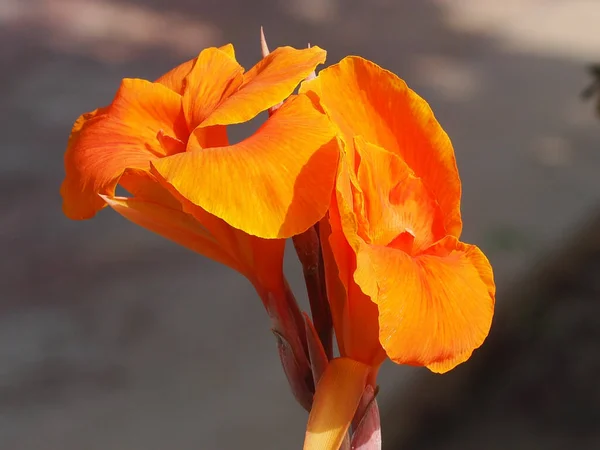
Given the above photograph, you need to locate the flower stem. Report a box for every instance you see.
[292,224,334,359]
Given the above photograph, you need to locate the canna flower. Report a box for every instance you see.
[60,42,341,410]
[61,42,340,291]
[61,43,339,238]
[301,57,496,449]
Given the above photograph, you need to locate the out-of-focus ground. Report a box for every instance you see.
[1,0,599,448]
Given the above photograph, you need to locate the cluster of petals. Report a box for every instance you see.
[61,43,339,294]
[61,39,495,450]
[301,57,495,449]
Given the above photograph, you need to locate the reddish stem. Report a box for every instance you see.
[292,225,334,359]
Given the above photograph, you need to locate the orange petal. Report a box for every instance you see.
[354,137,446,253]
[152,94,340,239]
[192,124,229,149]
[331,152,377,299]
[141,170,286,291]
[61,79,186,219]
[113,169,286,288]
[319,214,350,358]
[67,106,108,145]
[325,154,383,362]
[101,195,244,275]
[182,47,244,130]
[320,210,383,365]
[360,236,495,373]
[156,43,236,94]
[304,357,371,450]
[218,43,236,59]
[199,45,327,127]
[119,168,182,209]
[109,79,188,146]
[303,56,462,237]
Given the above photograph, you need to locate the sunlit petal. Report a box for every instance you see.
[182,47,244,130]
[156,43,236,95]
[117,169,286,289]
[200,45,327,127]
[354,137,446,253]
[303,56,462,237]
[152,94,340,238]
[143,171,287,291]
[362,236,495,372]
[304,358,371,450]
[61,79,186,219]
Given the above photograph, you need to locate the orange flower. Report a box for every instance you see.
[301,57,495,449]
[60,42,340,291]
[61,43,339,239]
[60,44,341,407]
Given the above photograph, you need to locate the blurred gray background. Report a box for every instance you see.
[1,0,600,449]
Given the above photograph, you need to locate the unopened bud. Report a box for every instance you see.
[350,385,382,449]
[272,330,314,412]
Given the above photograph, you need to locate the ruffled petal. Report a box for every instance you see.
[110,79,188,146]
[152,94,340,239]
[304,357,371,450]
[67,106,108,145]
[200,45,327,127]
[218,43,236,59]
[61,79,186,219]
[156,43,236,95]
[354,137,446,253]
[182,47,244,130]
[361,236,495,373]
[303,56,462,237]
